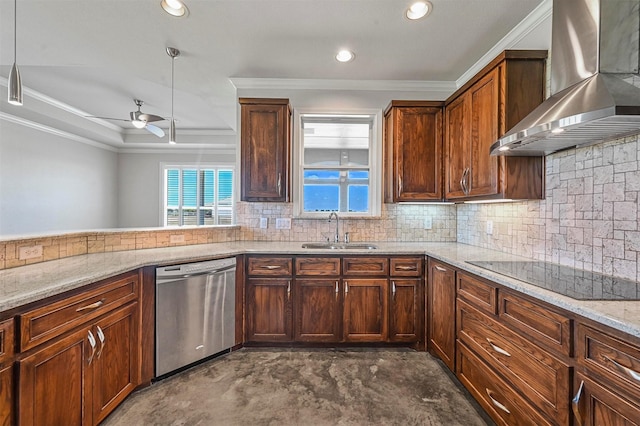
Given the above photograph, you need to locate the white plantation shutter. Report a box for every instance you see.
[163,165,234,226]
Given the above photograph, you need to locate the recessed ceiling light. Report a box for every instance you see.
[336,49,355,63]
[406,1,432,20]
[161,0,189,17]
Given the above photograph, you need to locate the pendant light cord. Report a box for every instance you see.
[171,55,175,119]
[13,0,17,63]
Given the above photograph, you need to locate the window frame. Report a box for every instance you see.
[292,108,382,219]
[160,163,236,227]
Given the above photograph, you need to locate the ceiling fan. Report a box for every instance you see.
[89,99,166,137]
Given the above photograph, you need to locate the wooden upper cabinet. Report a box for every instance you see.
[239,98,291,202]
[384,101,444,202]
[444,50,547,201]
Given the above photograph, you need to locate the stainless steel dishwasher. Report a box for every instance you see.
[155,257,236,377]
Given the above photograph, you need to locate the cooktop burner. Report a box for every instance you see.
[466,260,640,301]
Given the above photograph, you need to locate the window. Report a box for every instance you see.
[294,111,381,217]
[162,165,234,226]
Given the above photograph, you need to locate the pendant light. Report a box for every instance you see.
[166,47,180,144]
[8,0,23,106]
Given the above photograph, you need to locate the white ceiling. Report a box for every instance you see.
[0,0,550,149]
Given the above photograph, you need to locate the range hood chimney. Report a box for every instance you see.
[491,0,640,156]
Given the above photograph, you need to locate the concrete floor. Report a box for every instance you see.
[103,348,493,426]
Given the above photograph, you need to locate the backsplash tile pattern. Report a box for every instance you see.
[236,202,457,243]
[0,227,239,270]
[457,134,640,281]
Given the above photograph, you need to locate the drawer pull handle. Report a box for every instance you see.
[434,265,447,272]
[277,173,282,197]
[604,355,640,382]
[572,380,584,426]
[96,326,106,359]
[486,338,511,357]
[392,281,396,298]
[345,281,349,295]
[287,281,291,300]
[260,265,281,270]
[485,389,510,414]
[396,265,417,271]
[87,330,97,365]
[398,175,403,196]
[76,299,105,312]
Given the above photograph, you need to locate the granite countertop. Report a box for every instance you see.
[1,241,639,339]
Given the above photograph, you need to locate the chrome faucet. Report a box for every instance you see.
[328,212,340,243]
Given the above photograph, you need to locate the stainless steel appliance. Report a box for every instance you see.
[156,257,236,377]
[492,0,640,156]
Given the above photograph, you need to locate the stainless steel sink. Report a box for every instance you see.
[301,242,378,250]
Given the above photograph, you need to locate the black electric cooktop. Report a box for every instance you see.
[466,260,640,301]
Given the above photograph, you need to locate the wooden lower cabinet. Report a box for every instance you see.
[0,364,13,426]
[92,303,140,424]
[428,259,456,370]
[573,374,640,426]
[246,278,293,342]
[389,279,421,342]
[18,302,139,426]
[343,279,388,342]
[294,279,341,342]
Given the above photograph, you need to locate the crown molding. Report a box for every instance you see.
[230,77,457,93]
[0,112,119,152]
[456,0,552,88]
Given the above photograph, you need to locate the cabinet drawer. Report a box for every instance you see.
[499,290,572,357]
[343,257,388,276]
[19,272,139,351]
[390,257,422,277]
[457,272,497,316]
[247,257,292,276]
[576,323,640,402]
[457,342,553,426]
[295,257,340,276]
[0,318,14,366]
[458,301,570,425]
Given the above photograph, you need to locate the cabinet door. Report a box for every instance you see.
[444,94,469,199]
[428,259,456,370]
[573,375,640,426]
[343,279,388,342]
[294,279,341,342]
[246,278,293,342]
[92,303,140,424]
[468,68,500,197]
[391,107,443,201]
[240,100,290,202]
[19,327,93,426]
[0,364,12,426]
[389,278,421,342]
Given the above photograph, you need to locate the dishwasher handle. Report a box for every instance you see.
[156,264,236,283]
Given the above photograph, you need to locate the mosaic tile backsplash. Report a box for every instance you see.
[458,134,640,281]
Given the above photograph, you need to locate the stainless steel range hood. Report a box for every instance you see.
[491,0,640,156]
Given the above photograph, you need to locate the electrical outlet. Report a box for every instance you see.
[259,217,268,229]
[423,217,432,230]
[19,245,43,260]
[486,220,493,235]
[275,218,291,229]
[170,234,185,244]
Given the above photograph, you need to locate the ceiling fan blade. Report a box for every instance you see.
[138,113,165,123]
[85,116,130,122]
[145,124,165,138]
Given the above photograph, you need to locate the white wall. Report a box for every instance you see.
[117,151,236,228]
[0,120,118,236]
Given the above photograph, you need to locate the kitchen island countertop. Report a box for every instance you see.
[1,241,638,339]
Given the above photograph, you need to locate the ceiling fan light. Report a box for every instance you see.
[161,0,189,17]
[169,119,177,144]
[8,62,22,106]
[132,119,146,129]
